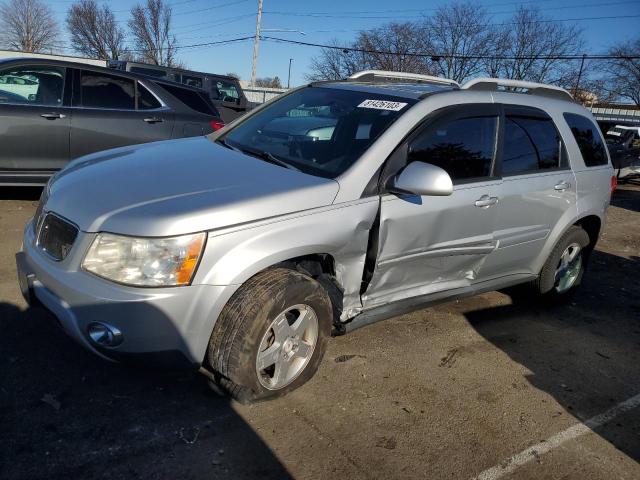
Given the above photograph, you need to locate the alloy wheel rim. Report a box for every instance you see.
[256,304,319,390]
[554,242,583,294]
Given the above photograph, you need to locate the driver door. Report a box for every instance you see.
[362,105,501,309]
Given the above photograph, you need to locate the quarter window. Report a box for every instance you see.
[502,116,561,175]
[408,116,497,181]
[563,113,608,167]
[80,71,135,109]
[0,65,65,106]
[137,82,161,109]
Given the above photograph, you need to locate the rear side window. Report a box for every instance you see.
[182,75,203,89]
[502,116,561,175]
[408,116,498,182]
[159,83,215,115]
[81,71,135,109]
[211,79,240,103]
[137,82,161,109]
[563,113,608,167]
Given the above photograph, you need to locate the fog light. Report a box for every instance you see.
[87,322,123,347]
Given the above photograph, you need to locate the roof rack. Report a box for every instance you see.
[348,70,460,87]
[462,78,574,102]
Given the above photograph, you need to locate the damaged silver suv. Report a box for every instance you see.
[17,71,615,402]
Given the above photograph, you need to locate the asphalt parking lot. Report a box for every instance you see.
[1,184,639,480]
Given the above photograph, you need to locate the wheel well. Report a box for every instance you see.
[574,215,601,249]
[276,254,344,329]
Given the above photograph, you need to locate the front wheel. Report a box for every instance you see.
[534,226,591,302]
[206,268,332,403]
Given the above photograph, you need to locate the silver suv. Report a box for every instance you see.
[16,71,615,402]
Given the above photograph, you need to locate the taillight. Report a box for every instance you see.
[210,120,224,131]
[611,175,618,195]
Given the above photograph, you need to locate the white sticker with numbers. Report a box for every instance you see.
[357,99,408,111]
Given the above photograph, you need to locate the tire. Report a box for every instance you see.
[206,267,332,403]
[534,225,591,302]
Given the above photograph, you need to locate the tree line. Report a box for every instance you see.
[307,3,640,106]
[0,0,179,67]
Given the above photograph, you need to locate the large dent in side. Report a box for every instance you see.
[192,199,379,321]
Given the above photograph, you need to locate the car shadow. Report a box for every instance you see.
[0,300,292,480]
[464,250,640,462]
[611,184,640,213]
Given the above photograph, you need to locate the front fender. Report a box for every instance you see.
[192,199,379,316]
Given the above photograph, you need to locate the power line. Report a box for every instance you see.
[260,35,640,61]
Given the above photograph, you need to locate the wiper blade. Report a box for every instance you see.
[216,139,299,171]
[215,138,241,152]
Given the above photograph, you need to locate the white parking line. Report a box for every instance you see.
[472,393,640,480]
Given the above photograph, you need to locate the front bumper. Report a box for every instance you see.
[16,221,236,368]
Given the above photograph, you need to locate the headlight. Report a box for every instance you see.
[82,232,206,287]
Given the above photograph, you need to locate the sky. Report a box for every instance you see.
[43,0,640,86]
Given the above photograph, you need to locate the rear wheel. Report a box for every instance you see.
[534,226,591,302]
[206,267,332,403]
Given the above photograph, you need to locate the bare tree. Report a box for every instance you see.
[489,7,584,85]
[306,23,433,82]
[66,0,126,60]
[0,0,59,53]
[255,76,282,88]
[423,2,496,84]
[129,0,178,66]
[605,38,640,105]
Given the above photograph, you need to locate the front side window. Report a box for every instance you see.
[0,65,65,106]
[408,116,497,182]
[220,87,416,178]
[563,113,608,167]
[81,71,135,109]
[502,116,561,175]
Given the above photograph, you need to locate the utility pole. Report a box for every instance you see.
[251,0,264,87]
[287,58,293,88]
[573,53,587,98]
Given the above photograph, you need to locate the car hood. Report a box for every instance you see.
[47,136,340,236]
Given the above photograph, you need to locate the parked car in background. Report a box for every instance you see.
[605,125,640,179]
[0,58,224,186]
[17,71,614,403]
[107,60,250,123]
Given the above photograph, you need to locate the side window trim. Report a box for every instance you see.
[497,104,569,177]
[136,80,167,111]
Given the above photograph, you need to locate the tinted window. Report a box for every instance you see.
[182,75,203,89]
[502,116,560,174]
[408,116,497,181]
[138,82,161,109]
[564,113,608,167]
[0,65,65,106]
[130,66,167,78]
[81,71,135,109]
[211,79,240,103]
[223,87,415,178]
[159,83,215,115]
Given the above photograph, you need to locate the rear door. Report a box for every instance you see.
[362,105,501,308]
[70,69,174,159]
[481,106,577,279]
[0,63,71,171]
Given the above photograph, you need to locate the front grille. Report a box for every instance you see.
[37,213,78,261]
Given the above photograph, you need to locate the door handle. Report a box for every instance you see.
[40,113,65,120]
[143,117,164,124]
[474,195,499,208]
[554,181,571,191]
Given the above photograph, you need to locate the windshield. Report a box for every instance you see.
[219,86,416,178]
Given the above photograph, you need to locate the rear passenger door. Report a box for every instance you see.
[482,106,577,279]
[362,105,501,308]
[70,69,174,159]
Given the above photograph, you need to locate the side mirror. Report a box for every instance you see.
[391,161,453,196]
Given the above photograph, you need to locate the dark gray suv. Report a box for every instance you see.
[0,58,225,186]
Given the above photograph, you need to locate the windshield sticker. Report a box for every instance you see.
[358,99,408,111]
